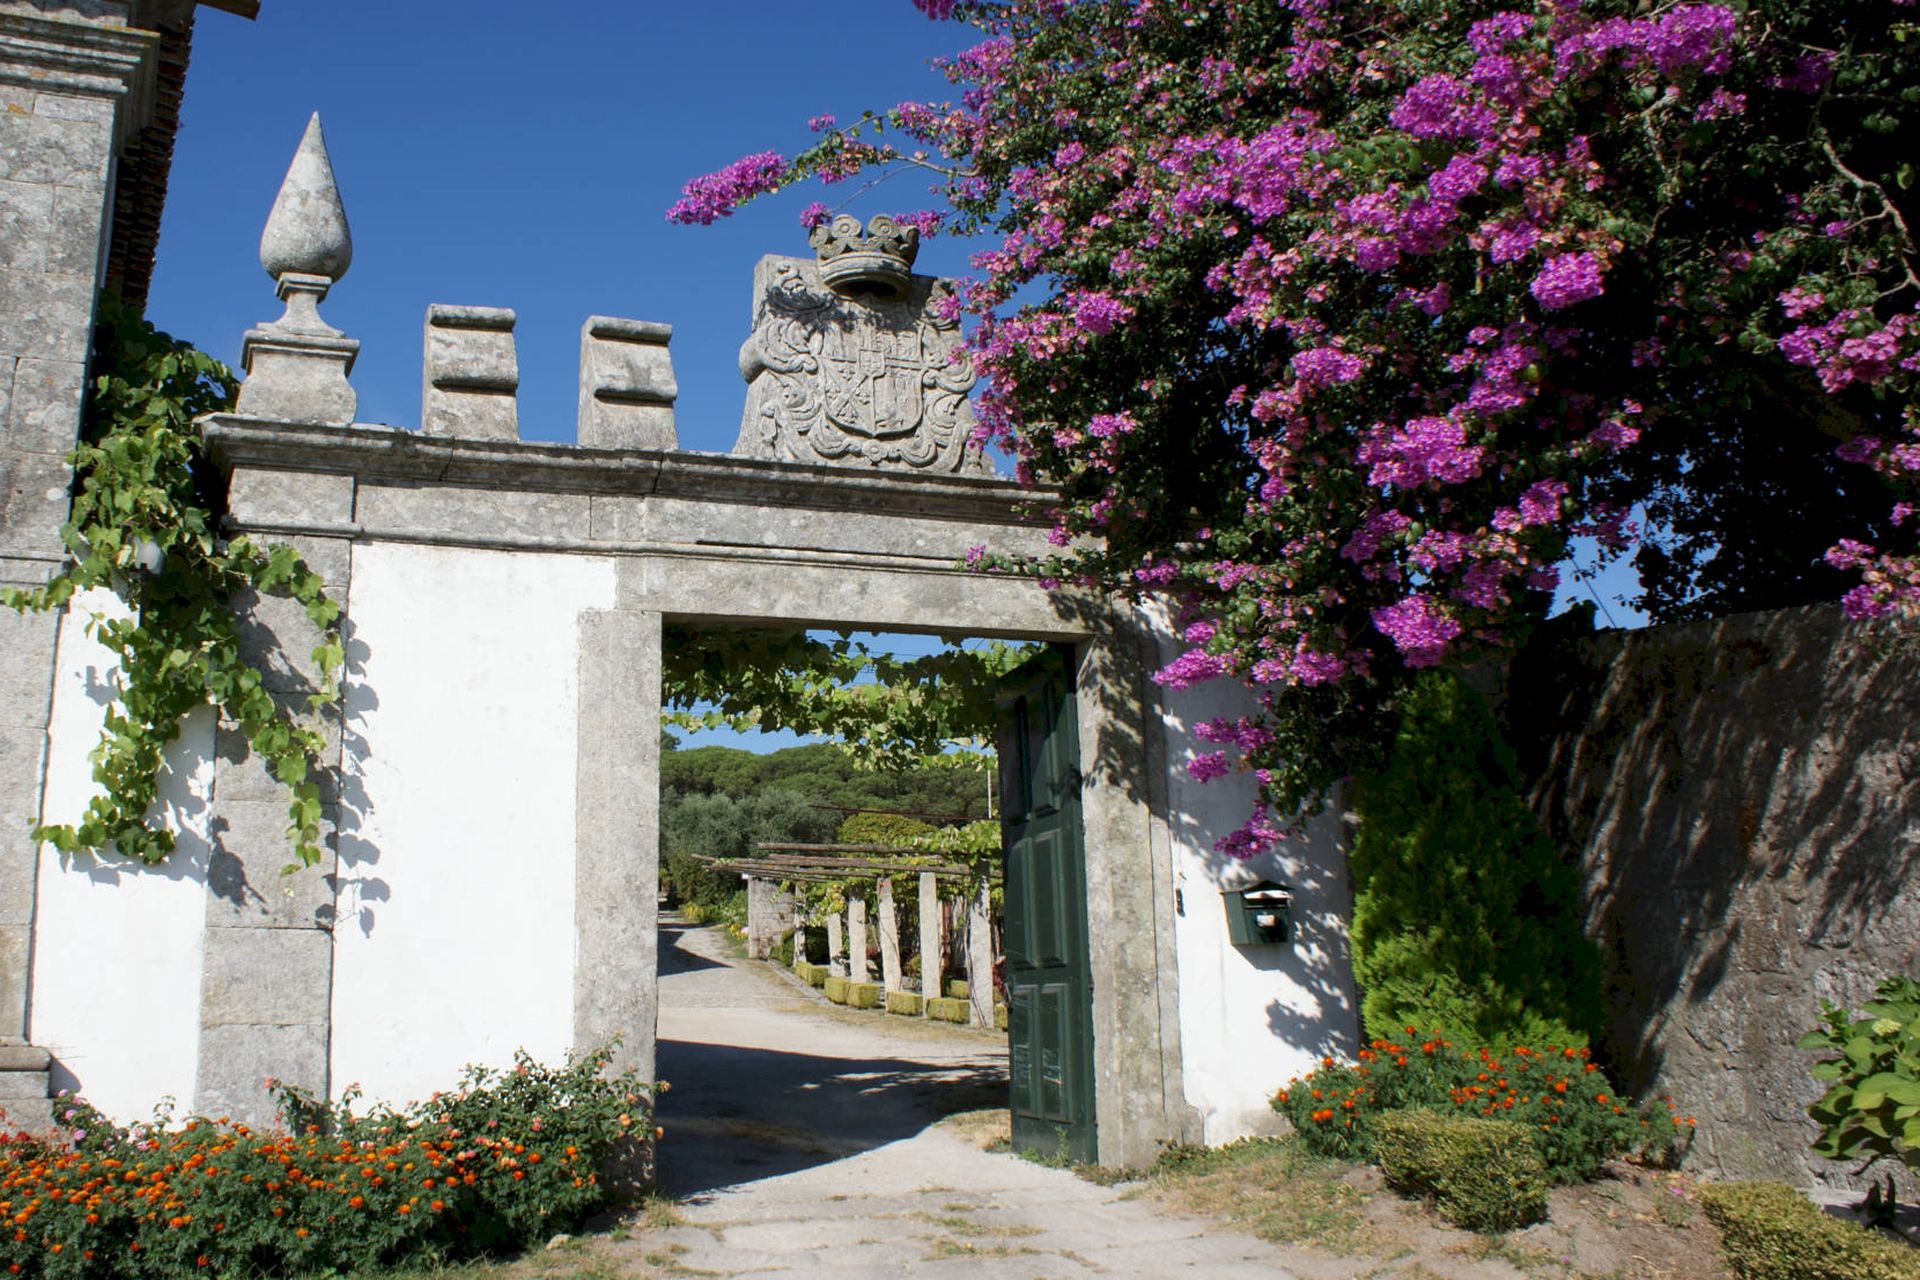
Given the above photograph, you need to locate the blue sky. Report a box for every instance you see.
[147,2,1644,750]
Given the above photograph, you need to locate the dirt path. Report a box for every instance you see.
[645,918,1301,1278]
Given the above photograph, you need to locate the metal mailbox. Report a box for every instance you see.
[1223,880,1293,946]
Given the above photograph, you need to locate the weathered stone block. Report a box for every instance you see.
[0,924,27,1043]
[423,304,518,441]
[204,797,335,930]
[0,449,72,558]
[356,482,591,544]
[0,269,92,363]
[46,183,104,277]
[200,926,331,1025]
[0,107,112,189]
[235,331,358,427]
[0,179,53,270]
[226,466,354,529]
[0,603,57,716]
[4,356,85,456]
[577,315,675,450]
[194,1021,326,1127]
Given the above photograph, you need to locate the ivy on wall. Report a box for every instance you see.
[1,298,342,869]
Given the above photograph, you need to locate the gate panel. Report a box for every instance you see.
[997,646,1095,1164]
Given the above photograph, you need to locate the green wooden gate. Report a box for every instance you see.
[997,645,1097,1165]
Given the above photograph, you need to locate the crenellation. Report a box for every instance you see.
[422,302,518,441]
[576,313,676,450]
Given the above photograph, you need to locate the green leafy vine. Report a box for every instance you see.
[1,297,342,868]
[661,625,1035,768]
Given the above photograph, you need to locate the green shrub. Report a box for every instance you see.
[1699,1181,1920,1280]
[926,996,970,1023]
[947,979,971,1001]
[1349,672,1601,1049]
[1274,1036,1692,1181]
[1372,1109,1548,1233]
[0,1047,650,1278]
[1798,976,1920,1178]
[824,975,850,1004]
[887,990,924,1016]
[794,960,828,987]
[847,982,882,1010]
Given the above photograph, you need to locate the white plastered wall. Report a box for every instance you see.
[30,592,213,1121]
[1155,614,1362,1144]
[329,543,616,1107]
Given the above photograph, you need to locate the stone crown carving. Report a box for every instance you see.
[733,252,988,475]
[808,214,919,300]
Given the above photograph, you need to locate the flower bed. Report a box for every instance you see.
[0,1047,651,1278]
[1275,1035,1692,1184]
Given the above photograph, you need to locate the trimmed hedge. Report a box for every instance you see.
[926,996,970,1023]
[1371,1108,1548,1233]
[824,975,850,1004]
[1699,1181,1920,1280]
[995,1002,1009,1031]
[847,982,882,1010]
[794,960,828,988]
[947,980,970,1000]
[887,990,924,1016]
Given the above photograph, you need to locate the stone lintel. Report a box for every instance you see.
[423,303,518,441]
[578,314,676,451]
[0,11,158,135]
[201,416,1045,525]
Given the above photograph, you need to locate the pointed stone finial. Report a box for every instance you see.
[235,114,360,426]
[260,114,352,283]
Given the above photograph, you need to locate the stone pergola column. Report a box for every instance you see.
[876,877,901,993]
[966,879,993,1027]
[848,894,870,984]
[826,909,844,977]
[0,1,159,1047]
[917,871,942,1007]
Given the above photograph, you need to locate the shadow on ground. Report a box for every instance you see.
[656,920,729,975]
[656,1039,1007,1199]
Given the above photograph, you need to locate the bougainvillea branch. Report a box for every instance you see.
[674,0,1920,853]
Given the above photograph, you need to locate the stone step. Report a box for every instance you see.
[0,1068,47,1100]
[0,1046,50,1073]
[0,1096,53,1134]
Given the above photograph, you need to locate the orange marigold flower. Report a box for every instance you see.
[348,1195,365,1209]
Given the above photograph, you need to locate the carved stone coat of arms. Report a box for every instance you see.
[732,254,990,475]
